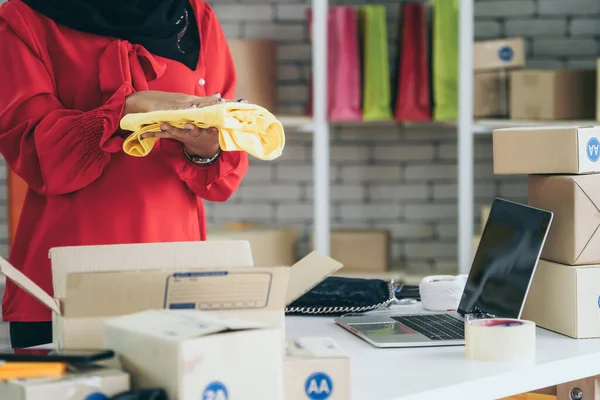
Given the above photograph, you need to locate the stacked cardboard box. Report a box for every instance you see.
[473,38,525,118]
[510,69,596,120]
[493,125,600,338]
[311,229,391,274]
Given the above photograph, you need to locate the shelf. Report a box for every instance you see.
[279,115,600,134]
[474,119,599,134]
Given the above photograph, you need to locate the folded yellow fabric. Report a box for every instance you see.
[120,102,285,161]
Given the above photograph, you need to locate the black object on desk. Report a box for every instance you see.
[110,389,168,400]
[395,284,420,301]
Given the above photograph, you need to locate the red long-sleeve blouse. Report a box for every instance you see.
[0,0,248,322]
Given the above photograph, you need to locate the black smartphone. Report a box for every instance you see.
[0,348,115,363]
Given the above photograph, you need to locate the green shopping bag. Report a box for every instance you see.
[359,6,393,121]
[433,0,459,121]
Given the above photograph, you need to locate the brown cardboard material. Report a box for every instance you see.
[474,71,509,118]
[493,125,600,175]
[528,175,600,265]
[0,367,130,400]
[473,37,525,72]
[312,229,390,273]
[0,242,343,349]
[207,226,297,267]
[284,337,350,400]
[228,40,277,112]
[509,69,596,120]
[105,310,284,400]
[522,259,600,339]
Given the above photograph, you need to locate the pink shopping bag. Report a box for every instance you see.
[306,7,362,121]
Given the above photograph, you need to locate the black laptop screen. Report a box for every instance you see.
[457,199,552,319]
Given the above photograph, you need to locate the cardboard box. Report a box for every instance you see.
[0,367,129,400]
[228,40,277,112]
[0,241,343,349]
[474,71,509,118]
[207,225,297,267]
[528,175,600,265]
[474,37,525,72]
[509,69,596,120]
[493,125,600,175]
[481,204,491,233]
[522,259,600,339]
[105,310,284,400]
[284,338,350,400]
[312,229,390,273]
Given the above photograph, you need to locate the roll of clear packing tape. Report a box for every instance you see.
[419,275,468,311]
[465,318,536,362]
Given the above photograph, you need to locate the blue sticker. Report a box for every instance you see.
[203,381,228,400]
[498,46,514,62]
[305,372,333,400]
[597,295,600,309]
[85,394,108,400]
[587,137,600,162]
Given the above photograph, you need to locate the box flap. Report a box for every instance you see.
[284,251,343,306]
[105,310,264,341]
[0,257,61,315]
[50,241,254,299]
[62,267,290,318]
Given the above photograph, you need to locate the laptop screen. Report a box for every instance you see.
[457,198,553,319]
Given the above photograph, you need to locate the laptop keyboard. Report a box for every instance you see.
[392,314,465,341]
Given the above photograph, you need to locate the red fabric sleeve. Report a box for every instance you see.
[159,3,248,201]
[0,22,131,196]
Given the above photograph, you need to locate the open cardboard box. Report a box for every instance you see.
[0,241,343,349]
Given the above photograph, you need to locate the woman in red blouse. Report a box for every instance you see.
[0,0,248,348]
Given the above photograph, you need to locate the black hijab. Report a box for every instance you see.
[23,0,200,70]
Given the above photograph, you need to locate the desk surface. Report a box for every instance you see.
[286,307,600,400]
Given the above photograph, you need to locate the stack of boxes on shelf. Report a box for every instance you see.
[474,37,597,121]
[473,37,525,118]
[493,125,600,338]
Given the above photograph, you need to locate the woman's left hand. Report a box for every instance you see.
[142,123,220,158]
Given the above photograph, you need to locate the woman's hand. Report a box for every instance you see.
[123,90,222,116]
[143,123,220,158]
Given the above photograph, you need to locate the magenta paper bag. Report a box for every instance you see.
[306,7,362,121]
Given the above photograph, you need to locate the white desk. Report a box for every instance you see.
[286,310,600,400]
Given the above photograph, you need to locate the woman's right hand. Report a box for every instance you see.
[123,91,222,116]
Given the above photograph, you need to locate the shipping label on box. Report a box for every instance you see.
[105,310,284,400]
[284,337,350,400]
[493,125,600,175]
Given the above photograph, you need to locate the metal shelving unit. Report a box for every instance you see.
[307,0,477,272]
[306,0,561,274]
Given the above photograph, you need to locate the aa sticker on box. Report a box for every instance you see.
[305,372,334,400]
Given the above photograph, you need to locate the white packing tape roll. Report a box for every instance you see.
[465,318,536,362]
[419,275,468,312]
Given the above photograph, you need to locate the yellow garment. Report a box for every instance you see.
[120,102,285,161]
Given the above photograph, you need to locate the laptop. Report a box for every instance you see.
[335,198,553,348]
